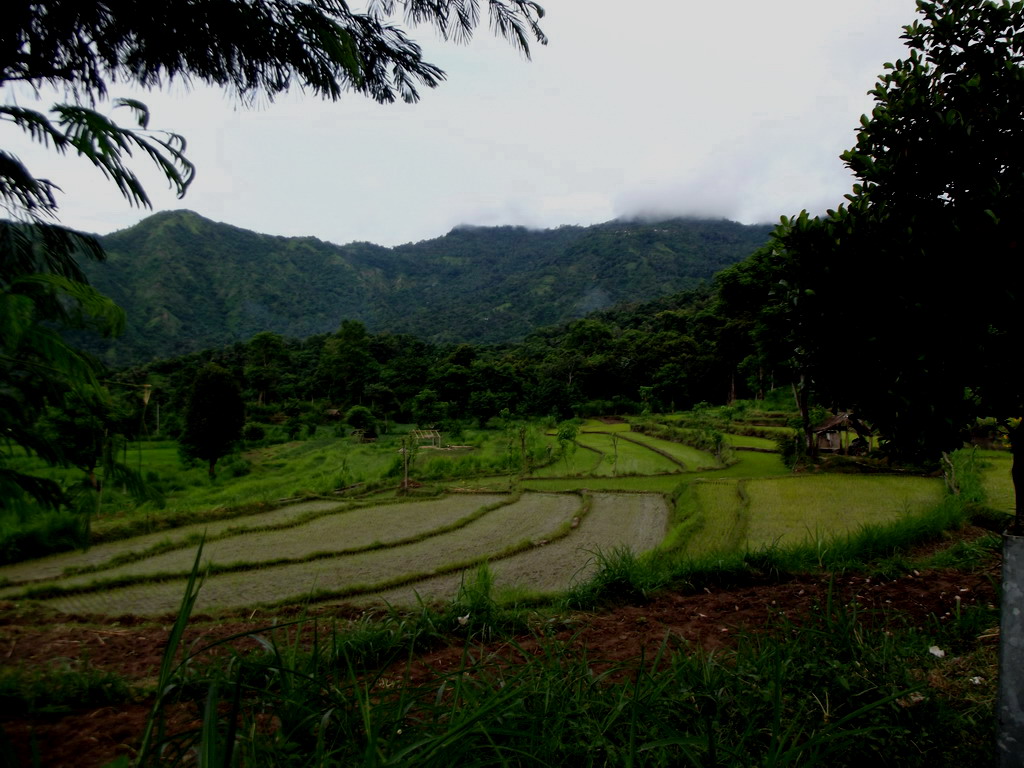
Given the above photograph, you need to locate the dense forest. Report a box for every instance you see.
[106,283,758,443]
[80,212,773,364]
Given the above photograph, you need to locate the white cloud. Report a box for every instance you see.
[2,0,920,246]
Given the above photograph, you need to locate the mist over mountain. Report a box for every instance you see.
[83,210,773,364]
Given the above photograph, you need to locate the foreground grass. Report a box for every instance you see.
[133,452,999,766]
[127,564,996,768]
[0,662,131,717]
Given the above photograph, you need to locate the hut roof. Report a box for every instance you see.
[813,412,852,433]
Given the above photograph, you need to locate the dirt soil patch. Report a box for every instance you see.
[0,533,1002,767]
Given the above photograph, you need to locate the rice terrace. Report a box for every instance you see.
[0,408,1015,766]
[0,417,956,616]
[0,419,723,616]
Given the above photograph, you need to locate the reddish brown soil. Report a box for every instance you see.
[0,529,1002,767]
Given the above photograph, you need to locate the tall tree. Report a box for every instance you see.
[317,320,377,405]
[179,363,244,478]
[244,331,288,406]
[777,0,1023,508]
[0,228,125,512]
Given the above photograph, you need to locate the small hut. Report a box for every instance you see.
[411,429,442,448]
[812,412,872,454]
[811,411,851,454]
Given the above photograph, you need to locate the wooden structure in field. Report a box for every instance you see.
[813,412,872,454]
[412,429,442,448]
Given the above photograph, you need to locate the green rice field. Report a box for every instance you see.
[367,491,669,606]
[0,495,504,593]
[673,474,946,557]
[614,432,719,469]
[979,454,1015,514]
[724,433,780,450]
[0,417,982,615]
[577,432,682,475]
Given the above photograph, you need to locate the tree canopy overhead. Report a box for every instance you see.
[831,0,1022,455]
[4,0,545,109]
[2,0,547,223]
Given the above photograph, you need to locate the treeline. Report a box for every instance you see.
[108,285,778,441]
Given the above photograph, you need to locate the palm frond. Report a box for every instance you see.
[53,103,194,207]
[0,150,61,219]
[18,273,127,336]
[0,468,67,511]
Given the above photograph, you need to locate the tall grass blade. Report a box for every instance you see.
[135,537,206,766]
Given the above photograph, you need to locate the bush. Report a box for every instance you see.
[242,422,266,442]
[0,512,85,565]
[220,456,252,478]
[0,663,131,715]
[439,419,464,441]
[574,399,615,417]
[777,433,806,469]
[344,406,378,438]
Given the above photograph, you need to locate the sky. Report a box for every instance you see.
[4,0,921,248]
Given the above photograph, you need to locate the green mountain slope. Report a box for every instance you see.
[83,210,772,363]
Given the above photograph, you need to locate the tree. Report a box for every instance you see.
[34,386,160,536]
[344,404,379,439]
[775,1,1022,511]
[244,331,287,406]
[555,419,579,471]
[179,363,245,478]
[410,387,447,426]
[1,0,548,510]
[317,320,377,405]
[844,0,1022,482]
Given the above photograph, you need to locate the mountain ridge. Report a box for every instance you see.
[82,210,773,364]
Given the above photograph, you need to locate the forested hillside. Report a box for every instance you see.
[81,211,772,364]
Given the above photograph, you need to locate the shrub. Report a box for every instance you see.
[242,422,266,442]
[0,512,85,565]
[777,433,805,469]
[220,456,252,478]
[0,663,131,715]
[344,406,378,438]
